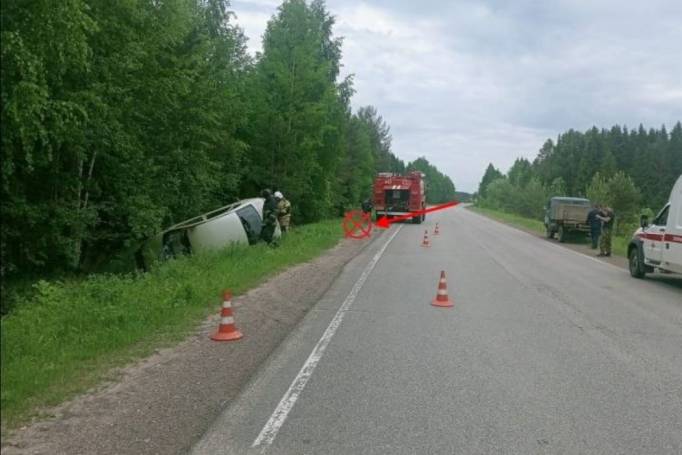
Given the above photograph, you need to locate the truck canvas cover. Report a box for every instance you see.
[548,197,590,222]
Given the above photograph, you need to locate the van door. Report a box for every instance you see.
[662,181,682,273]
[644,205,669,266]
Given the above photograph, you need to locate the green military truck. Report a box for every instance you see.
[544,197,591,242]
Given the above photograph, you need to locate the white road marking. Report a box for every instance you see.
[251,226,403,449]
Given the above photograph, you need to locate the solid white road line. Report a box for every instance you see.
[251,226,403,449]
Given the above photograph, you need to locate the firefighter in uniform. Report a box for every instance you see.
[260,189,279,245]
[274,191,291,233]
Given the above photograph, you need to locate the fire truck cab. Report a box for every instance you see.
[373,171,426,224]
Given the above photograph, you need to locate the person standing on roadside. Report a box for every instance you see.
[260,189,279,245]
[361,198,373,215]
[274,191,291,233]
[597,206,614,257]
[586,203,602,249]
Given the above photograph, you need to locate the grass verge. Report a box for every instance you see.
[468,206,546,234]
[468,206,628,257]
[1,220,342,429]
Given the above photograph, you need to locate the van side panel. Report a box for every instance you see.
[663,175,682,273]
[189,214,249,252]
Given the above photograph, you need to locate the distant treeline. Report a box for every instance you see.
[1,0,454,281]
[477,123,682,231]
[407,157,457,204]
[454,192,473,203]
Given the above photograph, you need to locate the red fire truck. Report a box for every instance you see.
[373,171,426,224]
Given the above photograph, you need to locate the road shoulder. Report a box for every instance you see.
[2,234,379,455]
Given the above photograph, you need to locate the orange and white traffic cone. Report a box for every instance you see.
[434,223,440,236]
[431,271,453,307]
[421,229,431,247]
[211,290,243,341]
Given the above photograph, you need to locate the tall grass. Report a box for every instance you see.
[1,220,341,428]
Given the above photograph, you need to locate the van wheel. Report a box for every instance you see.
[557,226,566,243]
[629,247,646,278]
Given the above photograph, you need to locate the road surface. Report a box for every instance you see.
[191,206,682,454]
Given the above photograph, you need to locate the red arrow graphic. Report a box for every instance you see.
[375,201,459,228]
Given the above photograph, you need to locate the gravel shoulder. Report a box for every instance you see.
[2,235,376,455]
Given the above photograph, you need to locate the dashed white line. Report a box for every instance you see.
[251,225,403,450]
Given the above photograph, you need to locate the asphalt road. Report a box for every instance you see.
[191,206,682,455]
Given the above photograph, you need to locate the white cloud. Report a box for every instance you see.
[232,0,682,192]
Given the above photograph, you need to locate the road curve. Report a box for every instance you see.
[191,206,682,455]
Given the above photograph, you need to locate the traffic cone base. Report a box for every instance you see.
[421,229,431,247]
[431,297,453,308]
[431,271,454,307]
[211,291,243,341]
[211,327,243,341]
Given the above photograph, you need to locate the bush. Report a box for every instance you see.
[587,171,642,235]
[480,177,548,220]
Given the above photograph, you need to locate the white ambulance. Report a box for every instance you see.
[628,174,682,278]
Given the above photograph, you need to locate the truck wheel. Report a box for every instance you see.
[412,214,422,224]
[629,247,647,278]
[557,225,566,243]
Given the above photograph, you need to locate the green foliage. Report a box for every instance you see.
[585,173,610,208]
[244,0,348,222]
[0,0,458,426]
[479,176,548,220]
[407,157,456,203]
[587,171,642,235]
[478,123,677,234]
[532,123,680,208]
[1,0,454,290]
[0,220,341,426]
[478,163,504,198]
[1,0,250,281]
[357,105,404,174]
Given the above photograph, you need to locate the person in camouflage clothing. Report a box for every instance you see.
[274,191,291,233]
[597,206,614,257]
[260,189,279,245]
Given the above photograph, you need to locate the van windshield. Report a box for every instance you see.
[653,205,669,226]
[237,204,263,244]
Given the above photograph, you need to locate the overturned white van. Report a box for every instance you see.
[137,198,280,269]
[628,175,682,278]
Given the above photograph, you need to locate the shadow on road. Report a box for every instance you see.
[644,274,682,290]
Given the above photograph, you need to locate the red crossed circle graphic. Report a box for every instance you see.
[342,210,372,239]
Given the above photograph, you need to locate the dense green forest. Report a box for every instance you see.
[0,0,455,288]
[407,157,456,204]
[477,123,682,233]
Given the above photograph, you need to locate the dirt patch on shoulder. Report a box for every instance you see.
[2,236,373,455]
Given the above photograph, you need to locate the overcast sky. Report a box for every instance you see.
[232,0,682,192]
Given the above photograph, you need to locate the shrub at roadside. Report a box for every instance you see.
[586,171,643,235]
